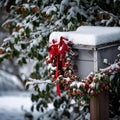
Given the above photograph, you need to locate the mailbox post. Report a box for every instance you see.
[49,26,120,120]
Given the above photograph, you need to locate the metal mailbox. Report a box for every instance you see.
[50,26,120,78]
[50,26,120,120]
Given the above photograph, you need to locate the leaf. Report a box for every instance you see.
[38,91,44,98]
[25,84,29,90]
[33,21,39,27]
[13,49,20,57]
[9,42,14,49]
[31,105,34,112]
[36,103,40,111]
[31,94,38,102]
[63,18,68,25]
[62,110,70,118]
[21,44,27,49]
[35,63,40,72]
[25,27,31,38]
[37,53,43,61]
[46,84,50,92]
[22,57,27,64]
[71,17,76,24]
[0,58,3,63]
[43,101,48,108]
[41,107,44,112]
[30,72,36,79]
[15,38,19,44]
[53,99,60,109]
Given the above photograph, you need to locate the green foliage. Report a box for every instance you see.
[25,27,31,38]
[0,0,120,119]
[109,72,120,117]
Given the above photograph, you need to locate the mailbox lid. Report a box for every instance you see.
[49,26,120,46]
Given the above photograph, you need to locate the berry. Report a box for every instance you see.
[80,83,85,89]
[0,49,3,54]
[85,79,91,86]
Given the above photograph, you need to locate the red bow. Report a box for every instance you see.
[47,36,69,97]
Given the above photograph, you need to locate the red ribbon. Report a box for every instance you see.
[48,36,69,97]
[48,39,58,63]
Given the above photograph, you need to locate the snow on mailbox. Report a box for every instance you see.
[49,26,120,79]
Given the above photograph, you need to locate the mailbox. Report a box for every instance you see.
[50,26,120,120]
[50,26,120,79]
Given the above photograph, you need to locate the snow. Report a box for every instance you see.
[103,58,108,64]
[15,0,22,4]
[3,37,13,42]
[14,44,21,51]
[30,38,40,48]
[49,26,120,46]
[0,32,8,40]
[16,23,23,27]
[60,0,69,14]
[0,95,31,110]
[3,0,9,6]
[0,91,32,120]
[0,91,54,120]
[23,3,30,9]
[100,62,120,73]
[0,70,24,90]
[12,32,19,38]
[85,113,90,120]
[25,23,33,31]
[19,60,37,79]
[26,79,52,91]
[42,5,57,15]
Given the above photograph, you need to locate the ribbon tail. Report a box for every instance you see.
[56,57,61,97]
[56,84,61,97]
[56,57,59,78]
[62,55,65,68]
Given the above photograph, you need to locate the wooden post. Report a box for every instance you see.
[99,91,109,120]
[90,95,100,120]
[90,91,109,120]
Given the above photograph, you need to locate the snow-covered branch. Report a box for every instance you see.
[100,62,120,74]
[26,79,54,86]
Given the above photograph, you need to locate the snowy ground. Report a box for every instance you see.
[0,91,34,120]
[0,91,119,120]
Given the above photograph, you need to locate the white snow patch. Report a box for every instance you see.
[50,26,120,46]
[85,112,90,120]
[0,32,8,40]
[0,95,31,110]
[0,70,24,90]
[15,0,22,4]
[23,3,30,9]
[0,92,32,120]
[20,59,37,79]
[70,81,83,88]
[42,5,57,15]
[25,23,33,31]
[12,32,19,38]
[3,37,13,42]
